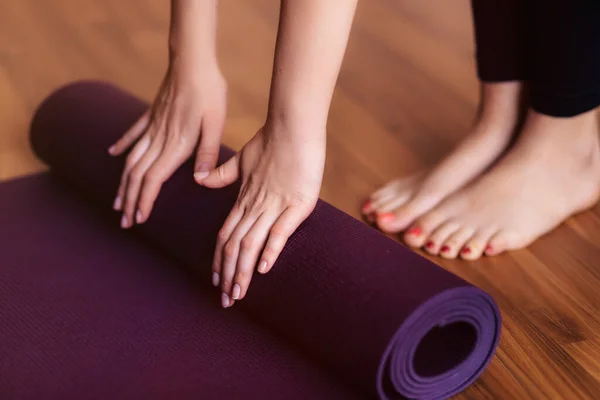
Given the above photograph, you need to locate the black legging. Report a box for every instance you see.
[471,0,600,117]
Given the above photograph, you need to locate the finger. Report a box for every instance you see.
[196,154,239,188]
[257,207,307,275]
[108,111,151,156]
[122,138,163,228]
[136,136,194,223]
[233,210,278,301]
[220,209,260,307]
[113,135,151,212]
[213,205,244,291]
[194,111,226,179]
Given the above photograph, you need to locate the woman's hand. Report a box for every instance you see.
[108,65,227,227]
[197,0,356,307]
[197,123,325,308]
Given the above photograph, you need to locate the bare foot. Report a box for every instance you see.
[408,109,600,259]
[363,82,526,235]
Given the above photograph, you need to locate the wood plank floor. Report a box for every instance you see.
[2,1,600,398]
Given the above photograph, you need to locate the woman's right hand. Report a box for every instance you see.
[108,64,227,228]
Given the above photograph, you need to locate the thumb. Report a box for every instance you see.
[195,154,239,188]
[193,113,225,178]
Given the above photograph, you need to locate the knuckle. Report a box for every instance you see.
[240,235,256,250]
[144,167,165,184]
[261,246,277,262]
[223,240,238,259]
[196,147,217,159]
[221,279,233,291]
[125,157,137,171]
[175,130,194,146]
[235,269,250,283]
[217,229,230,243]
[129,168,143,183]
[251,197,266,214]
[270,225,287,238]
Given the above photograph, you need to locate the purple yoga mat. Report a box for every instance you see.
[0,81,501,399]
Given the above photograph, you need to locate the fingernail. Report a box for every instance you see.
[425,241,434,249]
[120,214,128,229]
[194,171,209,181]
[407,227,422,236]
[232,284,241,300]
[194,163,210,182]
[108,145,116,155]
[221,293,230,308]
[485,245,493,253]
[379,213,395,224]
[462,247,471,254]
[113,196,122,210]
[441,245,450,253]
[212,272,220,287]
[135,210,143,224]
[258,260,268,274]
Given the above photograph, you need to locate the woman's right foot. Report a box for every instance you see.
[362,82,526,247]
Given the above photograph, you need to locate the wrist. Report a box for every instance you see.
[265,101,329,135]
[169,38,218,68]
[168,49,222,85]
[264,110,327,144]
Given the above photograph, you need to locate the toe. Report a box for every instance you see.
[370,178,403,202]
[403,209,447,248]
[368,176,414,208]
[440,227,475,259]
[377,191,413,215]
[377,194,439,233]
[461,228,497,260]
[424,220,460,256]
[484,231,513,256]
[403,226,427,248]
[364,178,416,221]
[362,193,399,222]
[362,184,395,215]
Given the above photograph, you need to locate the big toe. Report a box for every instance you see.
[362,174,425,219]
[376,195,439,234]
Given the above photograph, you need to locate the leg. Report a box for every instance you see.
[363,0,529,238]
[530,0,600,117]
[408,0,600,260]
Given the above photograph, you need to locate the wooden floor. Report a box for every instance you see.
[2,1,600,398]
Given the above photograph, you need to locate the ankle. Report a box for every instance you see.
[516,109,600,178]
[477,81,525,132]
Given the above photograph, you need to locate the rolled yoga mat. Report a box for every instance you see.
[0,81,501,399]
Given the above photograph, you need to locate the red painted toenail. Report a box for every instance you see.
[379,213,395,223]
[425,241,434,249]
[362,200,372,213]
[462,247,471,254]
[485,245,493,253]
[407,227,422,236]
[441,245,450,252]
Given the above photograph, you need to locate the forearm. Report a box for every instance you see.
[266,0,358,134]
[168,0,219,73]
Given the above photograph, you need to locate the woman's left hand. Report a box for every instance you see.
[197,122,325,308]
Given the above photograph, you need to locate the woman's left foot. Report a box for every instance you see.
[405,109,600,259]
